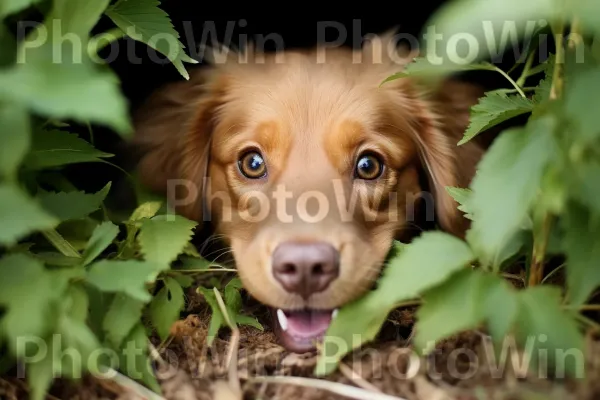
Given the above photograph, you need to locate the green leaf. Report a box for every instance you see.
[149,277,185,340]
[0,254,69,355]
[1,18,131,135]
[85,260,167,302]
[423,0,559,66]
[514,286,585,378]
[37,182,111,222]
[197,286,224,346]
[445,186,474,220]
[0,104,30,181]
[47,0,110,37]
[105,0,198,80]
[81,221,120,266]
[129,201,163,221]
[563,203,600,306]
[27,342,55,400]
[458,91,534,145]
[224,277,243,314]
[0,184,59,246]
[23,130,113,170]
[120,323,161,393]
[103,293,145,349]
[415,269,488,352]
[0,24,17,67]
[0,0,41,18]
[564,67,600,142]
[65,283,89,321]
[483,276,519,342]
[316,234,475,375]
[234,314,263,331]
[466,115,559,266]
[381,57,494,85]
[138,214,198,267]
[532,56,554,105]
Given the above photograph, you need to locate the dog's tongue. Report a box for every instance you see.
[273,308,335,353]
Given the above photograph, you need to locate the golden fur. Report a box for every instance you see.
[131,31,485,311]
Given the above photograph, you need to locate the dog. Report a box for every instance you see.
[130,30,486,353]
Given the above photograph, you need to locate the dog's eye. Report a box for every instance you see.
[238,151,267,179]
[354,153,384,180]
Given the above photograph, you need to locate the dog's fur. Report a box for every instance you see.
[131,32,486,312]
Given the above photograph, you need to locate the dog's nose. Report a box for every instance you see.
[271,241,340,299]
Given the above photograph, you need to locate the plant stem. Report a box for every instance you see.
[42,229,81,258]
[528,214,553,286]
[493,66,527,98]
[516,51,535,88]
[550,19,565,100]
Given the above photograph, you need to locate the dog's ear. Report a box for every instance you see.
[406,77,486,238]
[131,68,227,223]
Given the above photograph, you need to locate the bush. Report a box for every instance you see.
[317,0,600,379]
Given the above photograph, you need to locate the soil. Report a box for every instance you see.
[2,281,600,400]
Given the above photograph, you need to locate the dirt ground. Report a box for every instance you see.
[2,282,600,400]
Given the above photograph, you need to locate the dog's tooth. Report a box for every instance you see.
[332,309,339,319]
[277,309,288,331]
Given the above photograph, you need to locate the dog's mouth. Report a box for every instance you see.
[270,307,338,353]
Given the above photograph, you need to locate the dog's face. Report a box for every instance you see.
[132,33,484,352]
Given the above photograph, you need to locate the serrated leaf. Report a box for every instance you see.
[483,276,519,342]
[0,0,41,18]
[85,260,167,302]
[563,203,600,306]
[532,57,554,104]
[149,277,185,340]
[467,115,558,267]
[23,130,113,170]
[103,293,145,349]
[37,182,111,222]
[445,186,474,220]
[514,286,585,378]
[458,91,534,145]
[316,233,475,375]
[0,104,30,181]
[138,215,198,267]
[0,184,59,246]
[81,221,120,266]
[105,0,197,80]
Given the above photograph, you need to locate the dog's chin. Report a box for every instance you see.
[270,307,338,353]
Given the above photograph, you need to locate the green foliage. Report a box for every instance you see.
[105,0,198,80]
[319,0,600,380]
[0,1,217,398]
[458,91,534,144]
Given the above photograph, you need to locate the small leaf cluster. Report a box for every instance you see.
[317,0,600,378]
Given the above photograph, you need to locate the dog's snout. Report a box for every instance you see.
[272,241,339,299]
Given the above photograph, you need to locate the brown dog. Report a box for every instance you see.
[131,31,485,352]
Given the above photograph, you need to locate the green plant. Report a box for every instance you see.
[0,1,255,399]
[316,0,600,378]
